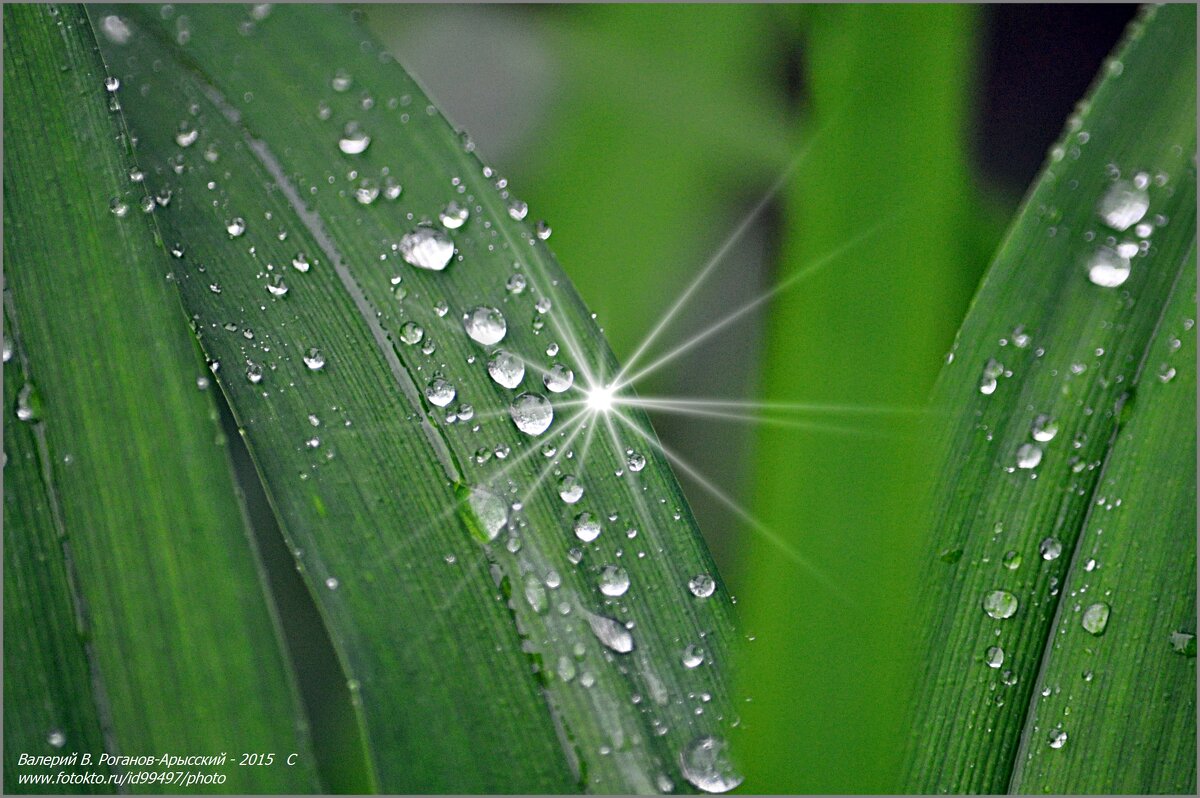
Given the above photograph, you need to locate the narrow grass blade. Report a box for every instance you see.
[737,6,987,792]
[3,5,317,791]
[903,6,1196,792]
[95,4,742,792]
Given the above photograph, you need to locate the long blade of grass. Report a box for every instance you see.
[903,6,1196,792]
[736,6,988,793]
[95,4,742,792]
[3,5,318,791]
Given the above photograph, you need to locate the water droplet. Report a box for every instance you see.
[399,322,424,345]
[354,179,379,205]
[108,196,130,218]
[325,577,339,590]
[463,306,507,345]
[598,565,630,597]
[939,547,964,564]
[439,201,469,230]
[679,736,742,793]
[1169,631,1196,657]
[245,362,264,384]
[626,451,646,472]
[1031,414,1059,442]
[225,217,246,237]
[1048,729,1068,749]
[100,15,132,45]
[383,176,402,200]
[980,358,1003,395]
[1039,537,1063,561]
[331,69,352,92]
[688,574,716,598]
[292,253,311,273]
[1002,550,1022,570]
[1081,602,1110,635]
[509,393,553,436]
[466,486,507,542]
[573,512,601,542]
[337,122,371,155]
[524,574,547,613]
[1016,443,1043,470]
[399,227,454,271]
[983,590,1018,620]
[1086,246,1131,288]
[682,644,705,669]
[175,121,198,148]
[506,273,527,294]
[425,377,456,408]
[985,645,1004,668]
[46,730,65,748]
[303,348,325,371]
[1097,179,1149,231]
[266,274,289,297]
[542,363,574,393]
[104,75,120,92]
[586,612,634,653]
[1001,669,1018,686]
[535,220,552,240]
[508,200,528,221]
[1158,364,1177,383]
[557,474,583,504]
[487,349,524,389]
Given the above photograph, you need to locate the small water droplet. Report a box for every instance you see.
[399,227,454,271]
[598,565,630,597]
[586,612,634,653]
[679,735,742,794]
[291,253,312,273]
[1081,602,1110,635]
[425,377,456,408]
[463,306,507,345]
[399,322,424,345]
[245,362,264,384]
[325,577,339,590]
[109,197,129,218]
[331,69,352,92]
[506,273,527,294]
[1039,537,1063,561]
[1016,443,1043,470]
[1048,729,1068,749]
[509,393,553,436]
[104,75,120,92]
[542,363,574,393]
[226,217,246,237]
[1002,550,1022,570]
[266,274,289,297]
[1086,246,1131,288]
[175,121,198,148]
[1098,179,1150,232]
[1169,631,1196,657]
[557,474,584,504]
[980,358,1004,395]
[682,644,705,669]
[626,450,646,472]
[508,200,528,221]
[985,645,1004,668]
[1159,364,1177,383]
[354,179,379,205]
[573,512,601,542]
[983,590,1018,620]
[47,729,66,748]
[535,220,552,240]
[688,574,716,598]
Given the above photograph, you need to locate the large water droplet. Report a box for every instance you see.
[1031,414,1059,442]
[626,451,646,472]
[509,393,553,436]
[398,227,454,272]
[1039,537,1063,561]
[679,736,743,794]
[399,322,424,345]
[337,122,371,155]
[542,363,574,393]
[1081,602,1110,635]
[1086,247,1131,288]
[463,306,507,345]
[598,565,630,597]
[1097,179,1150,232]
[1048,729,1068,749]
[573,512,601,542]
[1016,443,1043,470]
[466,486,508,542]
[983,590,1018,620]
[586,613,634,653]
[557,474,584,504]
[425,377,456,408]
[682,644,705,669]
[688,574,716,598]
[303,348,326,371]
[226,217,246,237]
[487,349,524,389]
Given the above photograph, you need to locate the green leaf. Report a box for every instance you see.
[92,3,741,792]
[2,5,317,792]
[903,6,1196,792]
[737,6,988,793]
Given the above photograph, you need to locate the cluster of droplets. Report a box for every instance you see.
[1086,171,1160,289]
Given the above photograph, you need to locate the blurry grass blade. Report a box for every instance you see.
[738,5,985,793]
[3,5,318,791]
[903,6,1195,792]
[97,3,742,792]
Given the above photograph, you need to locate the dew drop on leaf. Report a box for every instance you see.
[1086,246,1131,288]
[1169,631,1196,657]
[985,645,1004,668]
[487,349,524,389]
[573,512,601,542]
[463,306,507,346]
[399,227,454,271]
[557,474,583,505]
[1016,443,1043,470]
[586,612,634,654]
[337,121,370,155]
[679,735,743,794]
[399,322,424,345]
[982,590,1018,620]
[302,348,325,371]
[688,574,716,598]
[439,201,469,230]
[425,377,456,408]
[542,363,574,393]
[1097,179,1150,231]
[1081,602,1111,635]
[1048,729,1068,749]
[1031,413,1059,442]
[1039,537,1063,561]
[509,392,553,436]
[682,644,705,669]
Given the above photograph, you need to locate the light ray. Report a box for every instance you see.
[620,402,894,438]
[616,396,924,416]
[614,220,890,391]
[611,408,853,603]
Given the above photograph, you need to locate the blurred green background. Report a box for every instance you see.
[344,4,1134,792]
